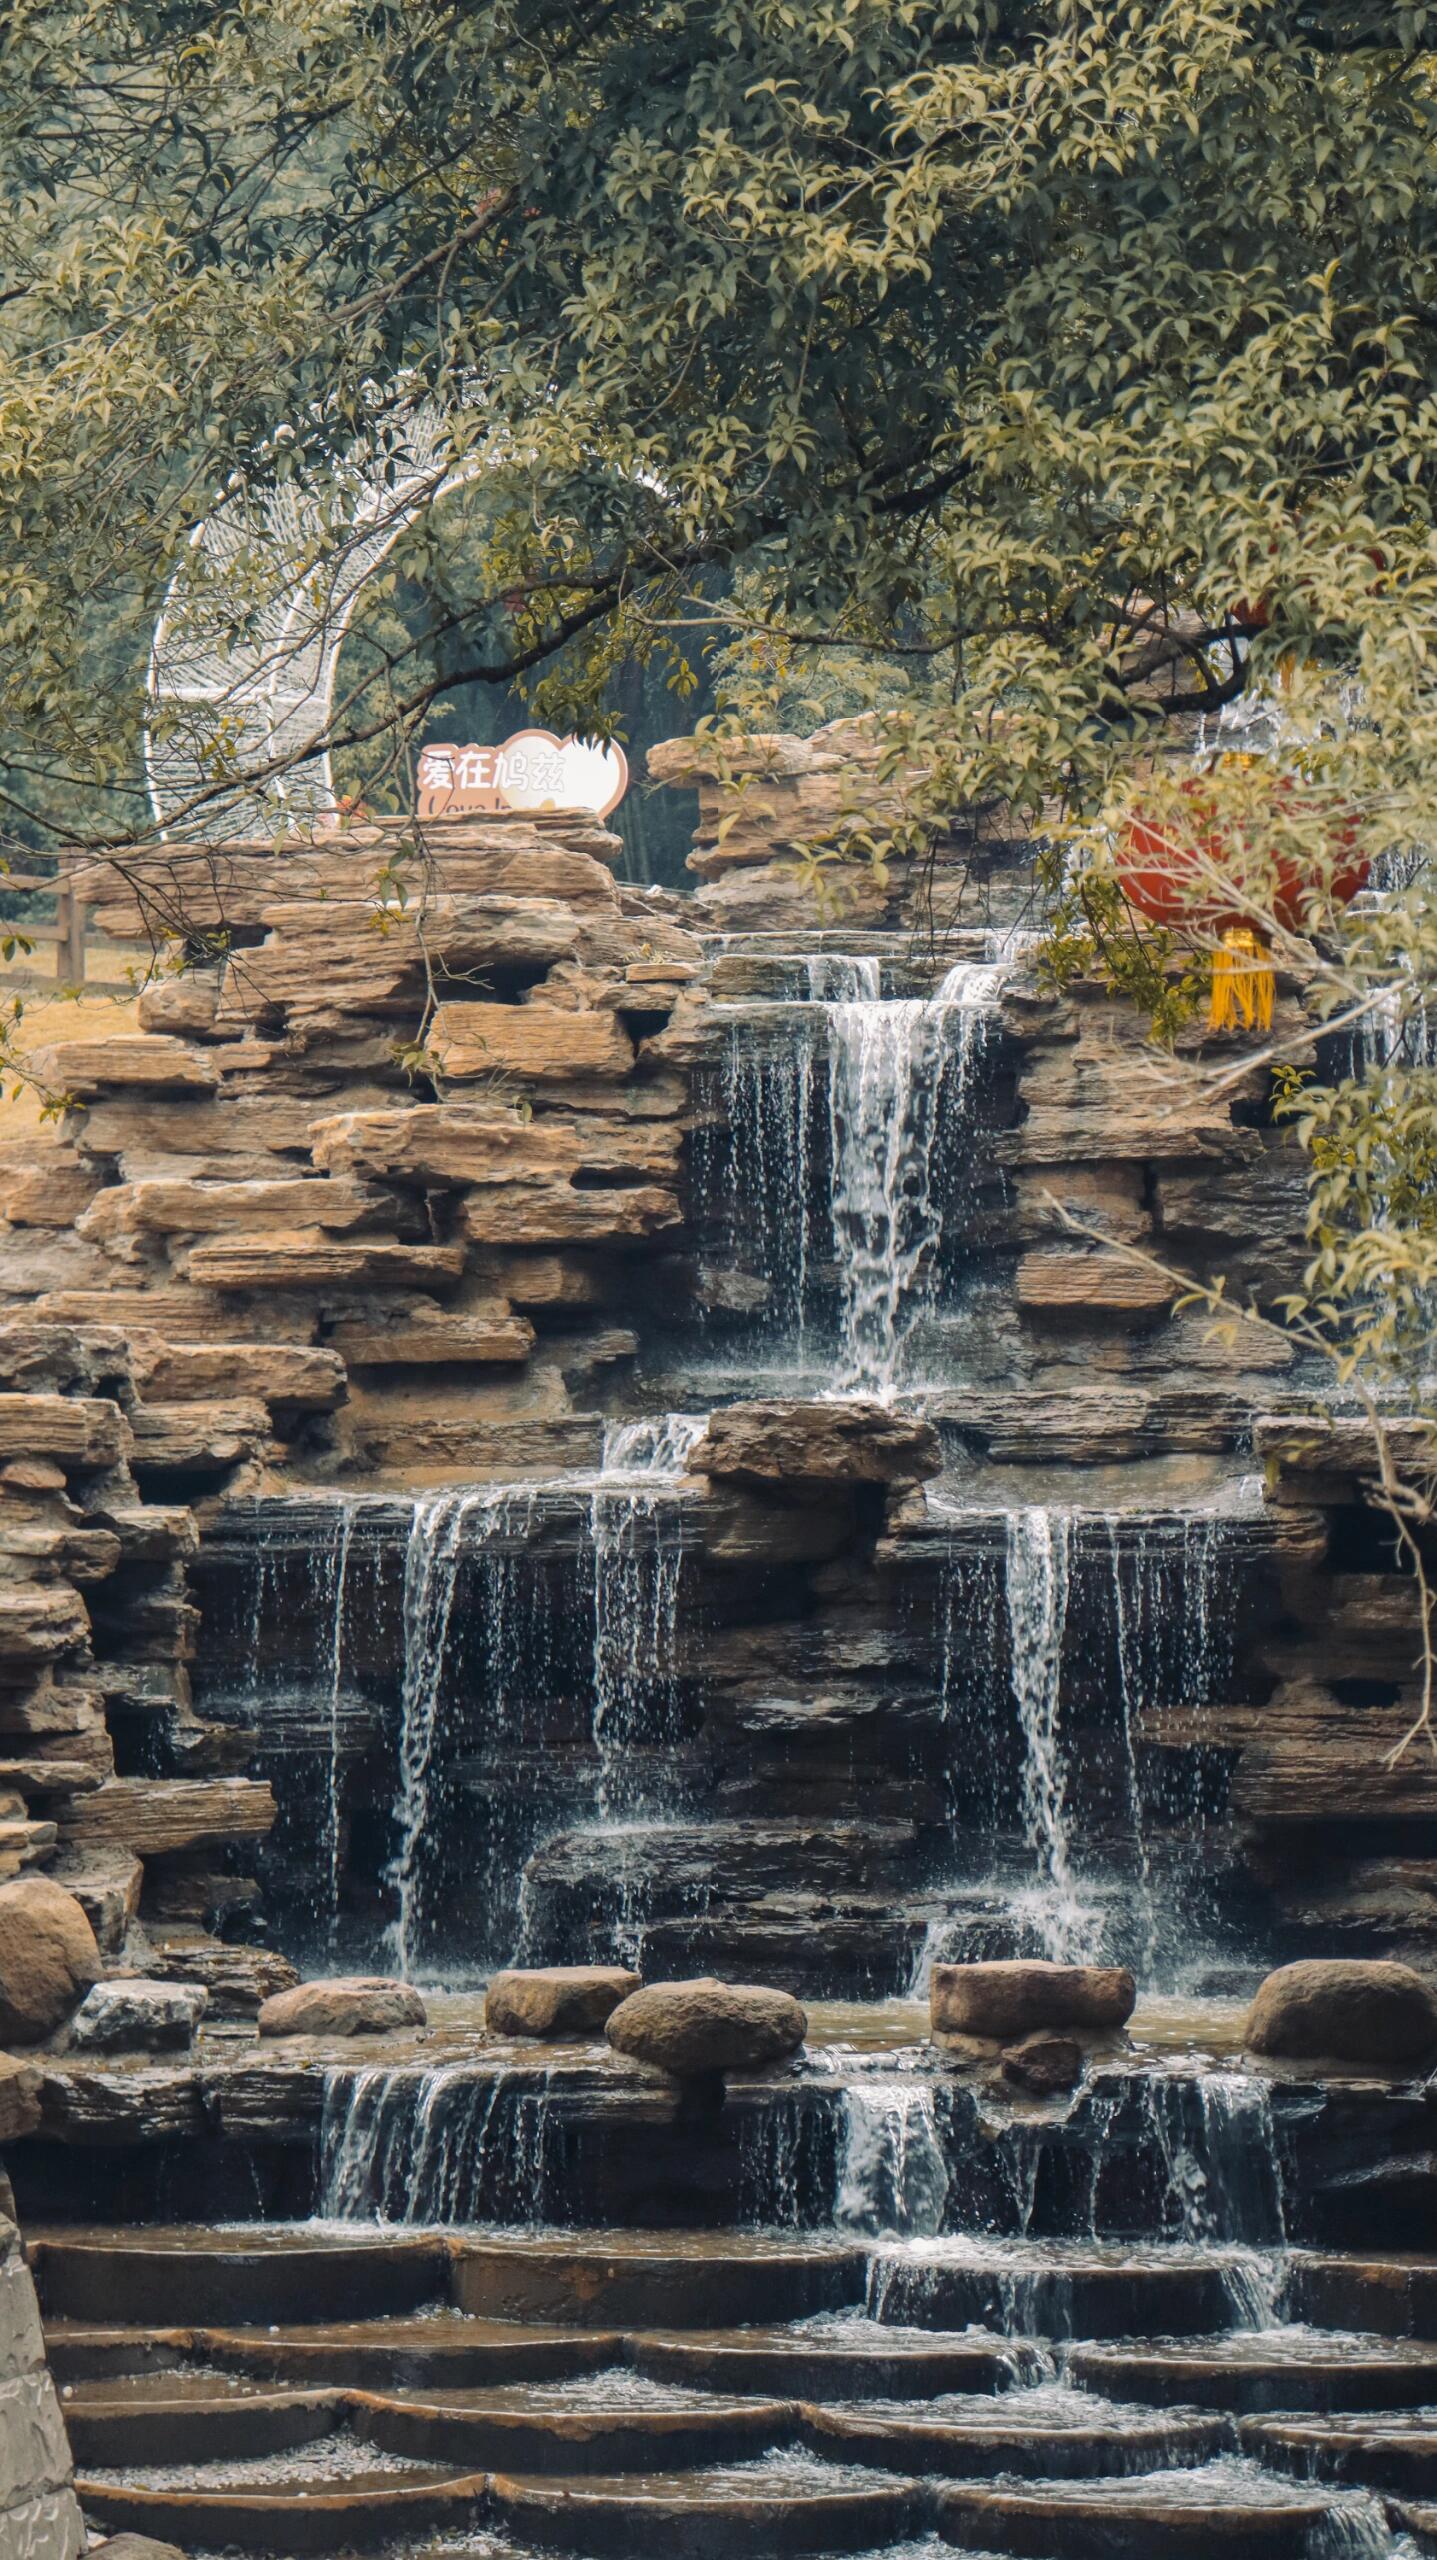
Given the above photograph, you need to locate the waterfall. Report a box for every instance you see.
[826,958,998,1395]
[319,2061,551,2225]
[1146,2069,1287,2327]
[1105,1514,1159,1970]
[590,1417,703,1798]
[703,952,1002,1391]
[835,2079,950,2235]
[386,1484,538,1978]
[588,1416,702,1959]
[320,1499,358,1950]
[1006,1507,1085,1958]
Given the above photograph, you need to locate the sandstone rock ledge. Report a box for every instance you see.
[0,1320,278,2030]
[16,815,707,1489]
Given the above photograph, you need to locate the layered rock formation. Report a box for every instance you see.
[0,1319,281,2014]
[0,739,1422,1990]
[647,720,1030,936]
[19,811,703,1485]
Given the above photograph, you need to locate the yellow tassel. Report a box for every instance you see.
[1209,926,1274,1034]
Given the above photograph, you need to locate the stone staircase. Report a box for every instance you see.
[34,2222,1437,2555]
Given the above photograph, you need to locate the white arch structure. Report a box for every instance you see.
[145,397,483,840]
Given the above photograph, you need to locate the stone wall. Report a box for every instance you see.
[0,2215,83,2559]
[17,810,703,1485]
[0,1321,288,2010]
[648,719,1035,936]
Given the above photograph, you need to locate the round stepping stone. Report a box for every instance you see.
[75,2467,488,2556]
[871,2243,1239,2339]
[807,2399,1230,2479]
[633,2326,1036,2400]
[1290,2254,1437,2338]
[450,2232,866,2328]
[365,2387,796,2474]
[937,2468,1337,2558]
[492,2462,923,2556]
[201,2315,618,2391]
[33,2228,446,2326]
[1071,2333,1437,2414]
[1246,2411,1437,2495]
[65,2386,341,2469]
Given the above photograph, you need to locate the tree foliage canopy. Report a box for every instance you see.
[5,0,1437,1385]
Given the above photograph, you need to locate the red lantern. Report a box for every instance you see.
[1116,771,1368,1032]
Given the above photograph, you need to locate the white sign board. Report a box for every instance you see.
[417,729,628,821]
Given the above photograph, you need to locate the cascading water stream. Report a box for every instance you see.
[835,2077,950,2236]
[320,1498,358,1951]
[1145,2068,1288,2328]
[386,1482,539,1978]
[825,958,1001,1395]
[1005,1507,1086,1959]
[590,1414,704,1812]
[1105,1513,1159,1971]
[589,1414,704,1961]
[318,2060,551,2224]
[707,951,1004,1394]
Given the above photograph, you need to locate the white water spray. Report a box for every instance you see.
[836,2079,950,2235]
[1006,1507,1086,1959]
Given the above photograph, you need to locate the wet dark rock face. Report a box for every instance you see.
[186,1482,1292,1994]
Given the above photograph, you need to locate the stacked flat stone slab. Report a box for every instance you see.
[23,811,703,1484]
[0,2213,84,2559]
[0,1321,278,2006]
[647,720,1033,935]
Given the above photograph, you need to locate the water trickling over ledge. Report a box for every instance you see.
[693,950,1008,1394]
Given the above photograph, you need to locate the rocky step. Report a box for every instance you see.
[48,2313,623,2390]
[449,2233,867,2329]
[488,2456,925,2556]
[806,2396,1231,2480]
[1244,2409,1437,2494]
[624,1903,926,1999]
[33,2225,868,2332]
[30,2227,449,2326]
[869,2242,1257,2340]
[632,2322,1040,2398]
[76,2456,489,2554]
[936,2462,1342,2558]
[64,2373,796,2475]
[706,955,947,1000]
[1290,2253,1437,2338]
[1071,2330,1437,2413]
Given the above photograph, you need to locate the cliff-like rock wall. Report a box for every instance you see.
[0,742,1424,1981]
[16,810,704,1485]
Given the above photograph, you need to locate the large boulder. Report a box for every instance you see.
[68,1979,208,2054]
[931,1961,1136,2042]
[256,1976,426,2039]
[1245,1960,1437,2071]
[486,1965,639,2040]
[606,1978,807,2079]
[690,1400,941,1489]
[0,1875,100,2044]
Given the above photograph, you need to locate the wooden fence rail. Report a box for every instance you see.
[3,878,99,983]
